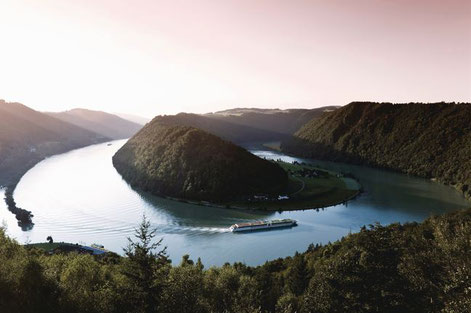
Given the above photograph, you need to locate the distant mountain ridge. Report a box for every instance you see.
[206,106,340,135]
[114,112,151,125]
[47,108,142,140]
[141,106,340,145]
[282,102,471,200]
[113,117,288,202]
[150,113,289,144]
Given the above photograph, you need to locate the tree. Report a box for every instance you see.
[286,252,308,296]
[121,215,169,313]
[161,256,206,313]
[59,255,109,313]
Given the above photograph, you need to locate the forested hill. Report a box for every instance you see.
[0,100,108,188]
[47,108,142,140]
[112,117,288,202]
[205,106,339,135]
[282,102,471,200]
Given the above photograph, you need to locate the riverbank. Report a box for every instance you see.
[2,158,64,229]
[3,206,471,313]
[3,185,34,230]
[1,139,110,227]
[153,160,362,212]
[26,241,112,255]
[0,157,39,229]
[261,139,471,205]
[226,160,362,211]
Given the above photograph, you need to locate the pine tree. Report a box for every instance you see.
[121,215,169,313]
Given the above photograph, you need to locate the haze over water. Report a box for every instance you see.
[1,140,469,266]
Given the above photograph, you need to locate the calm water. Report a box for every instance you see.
[1,140,470,266]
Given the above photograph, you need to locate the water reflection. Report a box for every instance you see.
[138,191,274,227]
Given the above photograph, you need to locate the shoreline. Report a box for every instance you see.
[269,143,471,202]
[161,187,362,212]
[2,139,113,228]
[3,184,34,230]
[132,161,363,213]
[1,157,42,229]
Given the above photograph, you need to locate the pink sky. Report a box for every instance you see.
[0,0,470,117]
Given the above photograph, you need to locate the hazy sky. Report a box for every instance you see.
[1,0,470,117]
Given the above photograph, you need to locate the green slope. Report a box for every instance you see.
[113,117,288,202]
[282,102,471,200]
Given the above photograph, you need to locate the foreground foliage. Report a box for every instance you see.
[282,102,471,200]
[1,209,470,313]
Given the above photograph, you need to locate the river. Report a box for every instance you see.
[1,140,469,266]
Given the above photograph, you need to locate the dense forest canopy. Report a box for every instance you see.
[1,208,470,313]
[113,118,288,202]
[282,102,471,200]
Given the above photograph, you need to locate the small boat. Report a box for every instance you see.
[230,219,297,232]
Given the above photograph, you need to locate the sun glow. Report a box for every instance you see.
[1,0,470,117]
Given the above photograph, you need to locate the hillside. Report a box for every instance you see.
[0,100,108,188]
[0,100,109,226]
[206,106,339,135]
[47,108,142,139]
[282,102,471,200]
[112,117,288,202]
[114,112,151,125]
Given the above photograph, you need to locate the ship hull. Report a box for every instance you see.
[231,221,296,232]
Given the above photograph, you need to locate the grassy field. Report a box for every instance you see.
[262,141,282,151]
[228,161,361,211]
[25,242,65,251]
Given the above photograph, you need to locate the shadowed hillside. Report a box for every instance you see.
[113,117,288,202]
[47,108,142,139]
[0,100,108,188]
[0,100,109,226]
[282,102,471,200]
